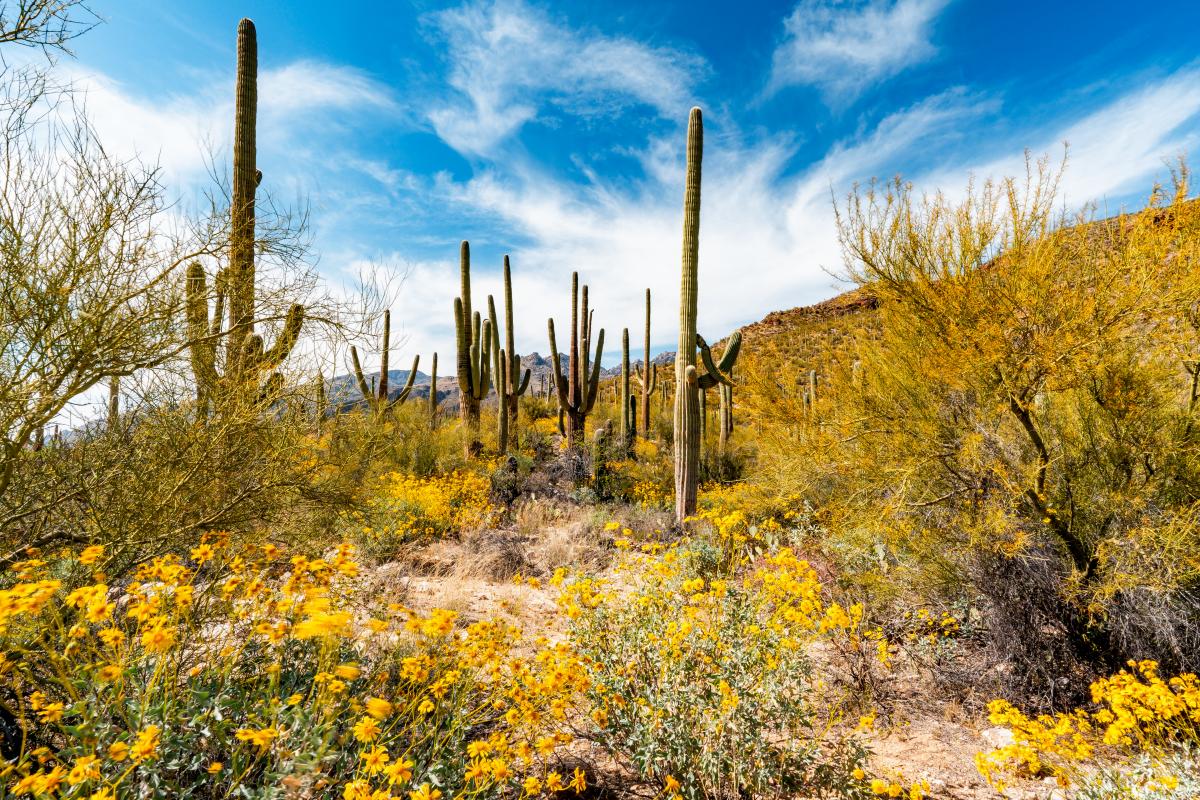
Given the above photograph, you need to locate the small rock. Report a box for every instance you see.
[981,726,1015,749]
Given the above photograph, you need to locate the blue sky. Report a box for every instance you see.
[61,0,1200,367]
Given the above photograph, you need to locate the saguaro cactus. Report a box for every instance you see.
[186,19,303,417]
[548,272,604,444]
[428,352,440,427]
[634,289,657,439]
[673,107,742,523]
[349,309,419,416]
[620,328,633,453]
[453,242,492,456]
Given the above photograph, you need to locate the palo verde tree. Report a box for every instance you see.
[832,157,1200,672]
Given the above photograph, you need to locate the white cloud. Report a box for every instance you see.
[768,0,949,103]
[426,0,705,156]
[64,59,397,189]
[940,68,1200,209]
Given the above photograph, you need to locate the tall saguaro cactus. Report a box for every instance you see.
[548,272,604,444]
[620,328,634,453]
[633,289,657,439]
[349,309,419,416]
[674,107,742,523]
[453,241,492,455]
[186,19,304,417]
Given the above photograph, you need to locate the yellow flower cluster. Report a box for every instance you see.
[356,470,493,545]
[976,660,1200,788]
[0,533,598,799]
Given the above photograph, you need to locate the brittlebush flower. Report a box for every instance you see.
[409,783,442,800]
[365,697,393,719]
[352,716,381,743]
[130,725,160,762]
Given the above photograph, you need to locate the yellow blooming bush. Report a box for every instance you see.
[977,660,1200,794]
[558,541,883,799]
[0,538,591,799]
[354,470,494,556]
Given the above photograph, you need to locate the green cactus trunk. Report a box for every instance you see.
[620,328,632,453]
[674,108,704,523]
[673,108,742,523]
[497,348,509,452]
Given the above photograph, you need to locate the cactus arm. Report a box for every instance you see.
[547,318,570,409]
[488,294,501,389]
[697,372,720,390]
[515,367,531,396]
[260,304,304,370]
[717,330,742,374]
[185,263,217,404]
[349,345,375,407]
[650,362,658,392]
[584,328,605,412]
[476,318,492,398]
[696,334,733,387]
[389,354,420,407]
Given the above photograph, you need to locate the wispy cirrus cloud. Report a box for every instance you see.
[767,0,950,104]
[65,59,399,189]
[424,0,706,157]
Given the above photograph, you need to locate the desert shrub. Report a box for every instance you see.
[351,470,494,559]
[0,538,590,799]
[976,660,1200,793]
[747,160,1200,699]
[558,541,900,799]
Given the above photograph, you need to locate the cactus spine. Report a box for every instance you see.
[548,272,604,444]
[634,288,657,439]
[453,241,492,456]
[673,108,742,523]
[186,19,303,417]
[349,309,419,415]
